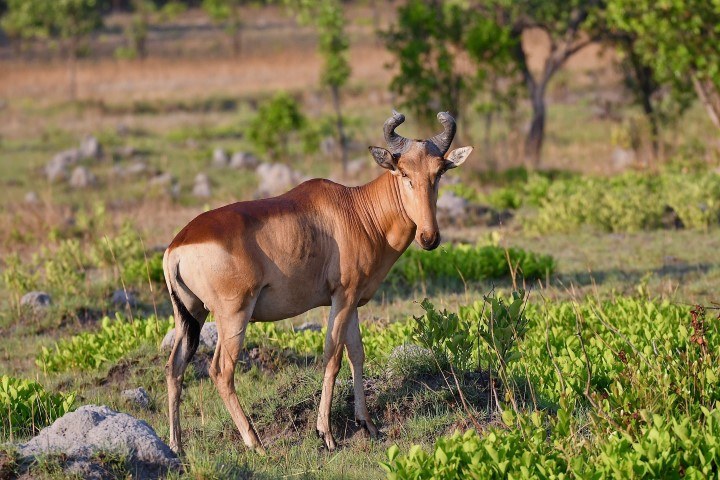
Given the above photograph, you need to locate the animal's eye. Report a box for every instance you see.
[400,171,408,178]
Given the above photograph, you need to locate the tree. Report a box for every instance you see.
[2,0,102,100]
[384,0,467,129]
[0,0,49,55]
[286,0,351,174]
[613,34,694,157]
[476,0,605,167]
[606,0,720,132]
[247,92,310,159]
[117,0,185,60]
[202,0,245,57]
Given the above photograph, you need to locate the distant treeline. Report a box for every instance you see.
[2,0,718,167]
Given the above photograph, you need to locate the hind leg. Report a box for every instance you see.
[209,306,264,453]
[166,298,207,454]
[316,295,357,450]
[346,311,378,438]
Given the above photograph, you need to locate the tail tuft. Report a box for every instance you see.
[170,290,201,362]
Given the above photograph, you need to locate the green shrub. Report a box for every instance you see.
[382,296,720,479]
[1,253,39,313]
[382,417,567,480]
[37,315,173,373]
[247,92,316,158]
[123,251,165,285]
[1,376,75,439]
[524,171,720,234]
[247,320,414,374]
[387,243,555,286]
[382,408,720,479]
[412,299,475,372]
[90,222,145,269]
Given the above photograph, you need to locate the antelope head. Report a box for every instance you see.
[369,111,473,250]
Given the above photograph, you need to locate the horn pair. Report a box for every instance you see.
[383,110,456,155]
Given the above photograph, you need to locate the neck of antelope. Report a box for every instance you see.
[353,171,415,253]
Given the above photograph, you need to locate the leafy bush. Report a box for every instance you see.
[382,408,720,479]
[247,92,317,158]
[90,222,145,269]
[1,376,75,439]
[1,253,39,313]
[412,299,475,372]
[123,251,165,285]
[382,296,720,479]
[387,243,555,286]
[247,320,413,374]
[37,315,173,372]
[523,171,720,234]
[382,418,567,480]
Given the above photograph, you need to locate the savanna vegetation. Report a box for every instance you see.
[1,0,719,478]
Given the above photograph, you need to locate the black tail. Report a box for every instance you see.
[170,290,201,363]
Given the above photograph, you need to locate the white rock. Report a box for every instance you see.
[229,151,260,170]
[24,191,40,204]
[79,135,102,160]
[255,162,306,197]
[69,166,97,188]
[436,190,469,224]
[192,173,212,198]
[121,387,151,409]
[611,147,636,171]
[45,151,78,183]
[20,291,52,309]
[18,405,180,479]
[149,172,174,187]
[212,148,229,168]
[161,321,218,352]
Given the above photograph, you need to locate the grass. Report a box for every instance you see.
[1,4,720,478]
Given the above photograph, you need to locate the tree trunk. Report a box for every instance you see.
[692,75,720,131]
[483,109,494,169]
[231,10,242,58]
[331,85,348,175]
[525,88,545,168]
[232,28,242,57]
[67,37,78,101]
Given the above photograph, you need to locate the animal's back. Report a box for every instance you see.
[166,179,351,320]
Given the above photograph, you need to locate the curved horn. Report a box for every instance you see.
[428,111,456,155]
[383,110,412,154]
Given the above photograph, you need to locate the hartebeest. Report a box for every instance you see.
[163,111,472,453]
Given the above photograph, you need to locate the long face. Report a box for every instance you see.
[370,142,473,250]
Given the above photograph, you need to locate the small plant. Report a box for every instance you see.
[42,239,87,299]
[388,243,555,287]
[247,92,314,159]
[123,251,164,285]
[1,376,76,440]
[472,290,529,374]
[412,299,475,373]
[37,314,173,373]
[1,253,39,314]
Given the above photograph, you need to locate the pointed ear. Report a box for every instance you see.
[369,146,398,171]
[444,146,473,170]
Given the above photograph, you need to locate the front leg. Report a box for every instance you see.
[345,310,379,438]
[316,297,355,450]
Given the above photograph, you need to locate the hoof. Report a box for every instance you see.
[316,429,337,451]
[355,418,379,439]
